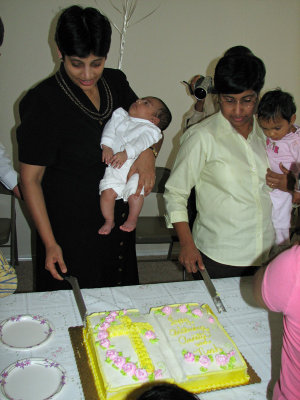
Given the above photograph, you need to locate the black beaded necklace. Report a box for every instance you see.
[55,68,113,125]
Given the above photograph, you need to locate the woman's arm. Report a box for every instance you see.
[266,163,295,192]
[20,162,67,280]
[173,221,204,274]
[253,266,268,309]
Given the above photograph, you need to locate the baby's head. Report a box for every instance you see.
[257,89,296,141]
[129,97,172,131]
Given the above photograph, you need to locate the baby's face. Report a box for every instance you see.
[259,116,295,141]
[129,97,160,124]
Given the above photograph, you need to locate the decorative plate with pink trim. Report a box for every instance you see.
[0,358,66,400]
[0,315,54,349]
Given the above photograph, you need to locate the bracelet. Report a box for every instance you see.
[149,146,158,158]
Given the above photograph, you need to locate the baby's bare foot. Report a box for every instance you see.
[98,221,115,235]
[120,220,137,232]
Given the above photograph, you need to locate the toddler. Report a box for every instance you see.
[99,96,172,234]
[257,89,300,245]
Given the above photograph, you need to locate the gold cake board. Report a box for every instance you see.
[69,326,261,400]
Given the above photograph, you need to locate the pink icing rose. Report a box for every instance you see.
[106,350,118,361]
[199,355,211,367]
[105,315,115,323]
[135,368,148,381]
[184,352,195,362]
[100,338,111,348]
[99,321,110,330]
[215,354,230,366]
[114,356,126,369]
[154,369,163,379]
[228,350,235,357]
[208,316,214,323]
[110,311,118,318]
[179,304,188,313]
[162,306,172,315]
[192,308,203,317]
[122,362,137,376]
[97,330,109,341]
[144,330,156,340]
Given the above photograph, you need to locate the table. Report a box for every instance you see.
[0,277,283,400]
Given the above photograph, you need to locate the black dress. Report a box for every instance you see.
[17,64,139,291]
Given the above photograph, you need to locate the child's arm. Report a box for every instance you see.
[110,150,128,168]
[102,145,114,165]
[124,125,162,160]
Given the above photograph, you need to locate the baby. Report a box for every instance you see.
[99,96,172,235]
[257,89,300,245]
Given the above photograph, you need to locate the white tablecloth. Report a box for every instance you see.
[0,277,283,400]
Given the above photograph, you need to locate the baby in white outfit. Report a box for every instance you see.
[99,96,172,234]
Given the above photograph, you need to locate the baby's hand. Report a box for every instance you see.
[102,145,113,165]
[110,151,127,169]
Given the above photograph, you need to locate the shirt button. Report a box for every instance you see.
[118,255,123,260]
[118,267,123,272]
[117,282,121,285]
[121,213,126,218]
[120,241,124,246]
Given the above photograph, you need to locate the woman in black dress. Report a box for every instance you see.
[17,6,157,291]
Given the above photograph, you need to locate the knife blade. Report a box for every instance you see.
[62,273,88,326]
[198,267,226,313]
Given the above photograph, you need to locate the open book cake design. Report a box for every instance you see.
[83,303,250,399]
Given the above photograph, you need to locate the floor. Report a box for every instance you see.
[14,256,193,293]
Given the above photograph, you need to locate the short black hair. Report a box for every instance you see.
[136,384,199,400]
[224,45,253,57]
[151,97,172,131]
[55,5,112,58]
[214,53,266,94]
[257,89,297,123]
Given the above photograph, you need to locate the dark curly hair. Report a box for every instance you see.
[136,383,199,400]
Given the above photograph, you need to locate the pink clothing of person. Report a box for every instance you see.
[262,245,300,400]
[266,125,300,244]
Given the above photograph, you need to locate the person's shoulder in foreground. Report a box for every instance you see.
[133,383,200,400]
[253,245,300,400]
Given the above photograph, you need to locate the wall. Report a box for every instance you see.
[1,0,300,259]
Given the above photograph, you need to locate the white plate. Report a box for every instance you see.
[0,315,54,349]
[0,358,66,400]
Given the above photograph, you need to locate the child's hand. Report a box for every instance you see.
[110,151,127,169]
[102,145,113,165]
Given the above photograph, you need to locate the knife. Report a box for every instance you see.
[61,272,88,326]
[198,266,226,313]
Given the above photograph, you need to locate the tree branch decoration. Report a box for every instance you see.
[95,0,161,69]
